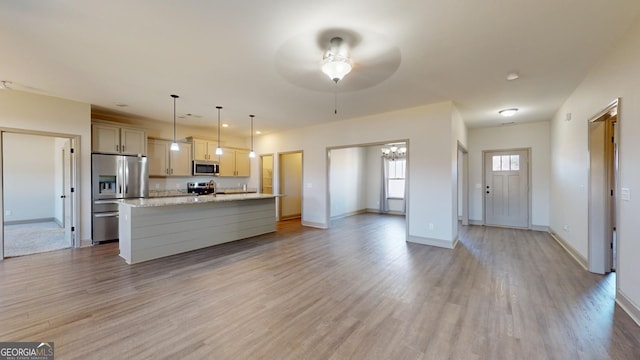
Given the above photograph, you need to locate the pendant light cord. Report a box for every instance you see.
[216,106,222,150]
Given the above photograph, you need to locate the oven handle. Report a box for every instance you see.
[94,212,119,218]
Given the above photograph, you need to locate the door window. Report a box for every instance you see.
[492,155,520,171]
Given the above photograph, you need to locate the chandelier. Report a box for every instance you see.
[381,145,406,161]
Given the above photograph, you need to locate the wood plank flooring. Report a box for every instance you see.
[1,214,639,359]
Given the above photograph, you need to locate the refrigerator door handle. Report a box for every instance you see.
[94,212,119,218]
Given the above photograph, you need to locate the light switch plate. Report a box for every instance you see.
[621,188,630,201]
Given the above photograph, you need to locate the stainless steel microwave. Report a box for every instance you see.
[192,160,219,176]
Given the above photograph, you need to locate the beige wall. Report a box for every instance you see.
[251,102,462,248]
[468,121,551,228]
[550,16,640,318]
[0,90,91,242]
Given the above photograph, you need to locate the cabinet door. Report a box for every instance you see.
[217,150,236,177]
[121,127,147,155]
[235,149,251,177]
[193,139,209,161]
[148,139,169,176]
[170,143,192,176]
[92,124,120,153]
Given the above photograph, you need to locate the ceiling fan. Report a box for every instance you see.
[275,28,402,93]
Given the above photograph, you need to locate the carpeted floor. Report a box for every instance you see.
[4,222,70,257]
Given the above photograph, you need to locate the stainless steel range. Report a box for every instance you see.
[92,154,148,244]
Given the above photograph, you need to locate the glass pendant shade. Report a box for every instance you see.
[215,146,223,155]
[249,151,256,158]
[170,142,179,151]
[321,37,353,83]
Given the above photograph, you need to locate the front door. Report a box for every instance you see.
[484,149,529,228]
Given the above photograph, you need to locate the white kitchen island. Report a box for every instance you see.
[118,194,278,264]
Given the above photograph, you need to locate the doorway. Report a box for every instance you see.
[588,100,618,274]
[278,151,302,220]
[260,154,273,194]
[483,148,530,228]
[1,131,77,259]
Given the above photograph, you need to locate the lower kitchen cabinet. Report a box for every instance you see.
[148,139,192,176]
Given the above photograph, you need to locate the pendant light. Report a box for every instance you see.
[249,115,256,158]
[170,94,180,151]
[215,106,223,155]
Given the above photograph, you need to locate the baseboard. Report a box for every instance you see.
[54,218,64,227]
[548,228,588,270]
[407,235,456,249]
[531,224,550,232]
[301,220,328,229]
[80,239,92,248]
[4,217,56,226]
[469,219,483,226]
[331,209,367,221]
[616,289,640,327]
[366,208,405,216]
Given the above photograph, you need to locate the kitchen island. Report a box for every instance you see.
[118,194,278,264]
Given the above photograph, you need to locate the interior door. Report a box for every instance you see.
[484,149,529,228]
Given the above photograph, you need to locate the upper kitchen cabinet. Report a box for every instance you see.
[148,139,192,177]
[92,123,147,155]
[189,138,217,161]
[218,148,250,177]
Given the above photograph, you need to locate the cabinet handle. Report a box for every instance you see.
[116,144,119,152]
[171,168,174,175]
[166,169,169,174]
[122,145,126,152]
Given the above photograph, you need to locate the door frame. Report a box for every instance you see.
[278,150,303,221]
[0,128,80,260]
[587,98,619,274]
[482,147,532,229]
[259,153,274,194]
[325,139,410,233]
[458,142,469,226]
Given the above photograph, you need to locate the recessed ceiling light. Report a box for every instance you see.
[506,72,520,81]
[222,123,229,128]
[499,108,519,117]
[255,131,262,134]
[115,103,128,107]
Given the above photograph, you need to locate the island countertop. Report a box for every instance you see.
[118,193,280,208]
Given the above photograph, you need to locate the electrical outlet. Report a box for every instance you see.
[5,210,11,217]
[428,223,434,231]
[563,224,570,232]
[155,183,160,190]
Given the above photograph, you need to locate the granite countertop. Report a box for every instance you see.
[118,193,280,208]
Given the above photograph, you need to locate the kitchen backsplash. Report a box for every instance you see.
[150,176,251,192]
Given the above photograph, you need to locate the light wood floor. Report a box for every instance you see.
[1,214,639,359]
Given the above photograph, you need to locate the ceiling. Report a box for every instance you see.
[1,1,639,137]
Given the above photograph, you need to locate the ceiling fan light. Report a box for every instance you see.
[322,56,353,82]
[170,142,180,151]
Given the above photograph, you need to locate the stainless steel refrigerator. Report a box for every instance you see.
[92,154,148,244]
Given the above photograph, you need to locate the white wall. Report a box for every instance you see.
[0,90,91,241]
[550,17,640,316]
[329,147,367,218]
[2,133,56,222]
[468,121,551,228]
[252,102,458,247]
